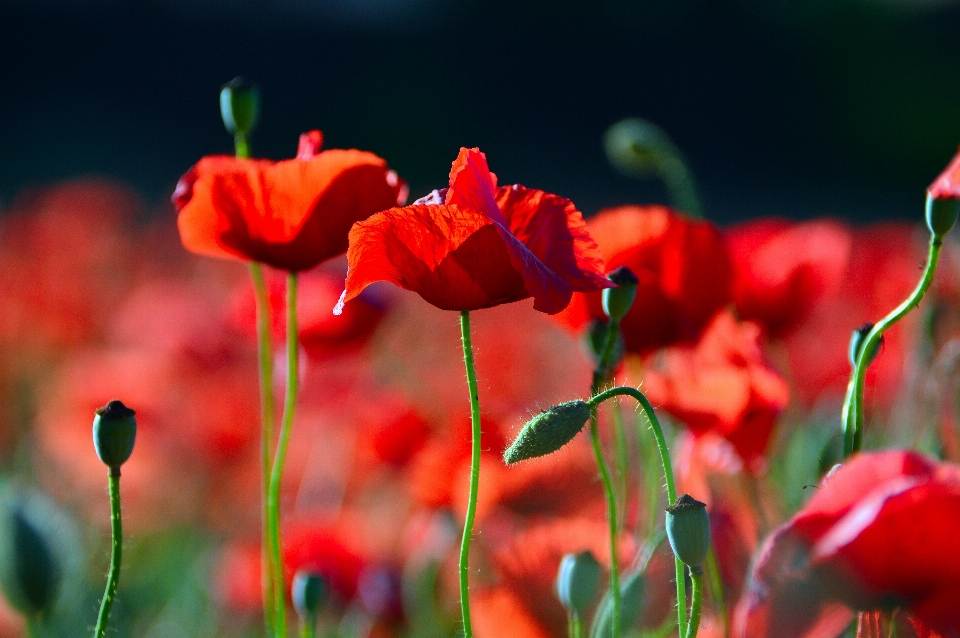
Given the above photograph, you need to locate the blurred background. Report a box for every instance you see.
[3,0,960,221]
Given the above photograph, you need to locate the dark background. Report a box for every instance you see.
[2,0,960,223]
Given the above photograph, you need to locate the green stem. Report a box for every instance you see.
[267,272,299,637]
[458,310,481,638]
[590,318,622,638]
[589,386,687,637]
[684,570,703,638]
[249,262,277,635]
[234,132,250,160]
[569,613,583,638]
[842,237,942,457]
[27,615,41,638]
[705,546,729,638]
[300,614,317,638]
[93,470,123,638]
[611,402,629,531]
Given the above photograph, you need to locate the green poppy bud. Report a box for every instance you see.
[926,192,960,238]
[665,494,710,568]
[92,400,137,472]
[220,77,261,138]
[601,267,639,322]
[589,569,645,638]
[556,551,602,615]
[503,401,591,465]
[0,500,62,618]
[848,323,883,368]
[292,570,327,620]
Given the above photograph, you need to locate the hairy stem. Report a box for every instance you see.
[458,310,481,638]
[93,470,123,638]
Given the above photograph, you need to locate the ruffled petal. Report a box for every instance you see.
[445,147,508,227]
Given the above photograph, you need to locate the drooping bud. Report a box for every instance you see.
[665,494,710,568]
[0,498,63,619]
[926,192,960,238]
[589,569,645,638]
[503,401,591,465]
[848,323,883,368]
[601,266,639,322]
[556,551,602,616]
[292,570,327,621]
[92,400,137,472]
[219,77,260,138]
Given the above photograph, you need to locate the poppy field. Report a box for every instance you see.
[1,78,960,638]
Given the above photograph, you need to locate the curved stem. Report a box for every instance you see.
[589,386,686,637]
[842,237,942,457]
[93,470,123,638]
[458,310,481,638]
[267,272,299,637]
[684,569,703,638]
[249,262,277,634]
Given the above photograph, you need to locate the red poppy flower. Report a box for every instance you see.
[556,205,733,355]
[642,310,790,470]
[173,131,407,272]
[928,149,960,200]
[736,450,960,638]
[338,148,611,315]
[726,218,851,338]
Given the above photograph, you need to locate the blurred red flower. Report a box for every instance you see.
[643,310,790,470]
[737,450,960,638]
[173,130,407,271]
[928,149,960,199]
[339,148,611,314]
[726,218,851,338]
[557,205,733,355]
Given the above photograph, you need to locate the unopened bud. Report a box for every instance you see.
[220,77,260,138]
[848,323,882,368]
[926,192,960,238]
[93,400,137,471]
[556,551,601,615]
[292,570,327,620]
[0,500,62,618]
[590,569,645,638]
[601,267,639,321]
[503,401,591,464]
[665,494,710,568]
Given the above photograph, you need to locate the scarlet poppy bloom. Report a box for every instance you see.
[737,450,960,638]
[338,148,611,315]
[556,205,733,355]
[173,130,407,272]
[726,218,851,338]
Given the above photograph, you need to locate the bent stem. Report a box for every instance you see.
[589,386,687,637]
[685,569,703,638]
[842,236,942,457]
[249,262,278,634]
[93,470,123,638]
[267,272,299,637]
[459,310,481,638]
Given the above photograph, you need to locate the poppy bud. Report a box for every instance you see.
[504,401,591,465]
[848,323,882,368]
[601,267,639,322]
[92,400,137,472]
[0,499,62,618]
[589,569,645,638]
[219,77,260,138]
[292,570,327,620]
[925,192,960,238]
[665,494,710,568]
[556,551,602,615]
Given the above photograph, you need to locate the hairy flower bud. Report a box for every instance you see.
[292,570,327,620]
[503,401,591,464]
[665,494,710,568]
[848,323,883,368]
[926,192,960,238]
[601,266,639,322]
[92,400,137,471]
[219,77,260,138]
[556,551,602,615]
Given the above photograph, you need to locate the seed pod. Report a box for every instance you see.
[601,266,639,322]
[292,570,327,620]
[665,494,710,568]
[848,323,883,368]
[219,77,260,138]
[556,551,602,615]
[503,401,591,464]
[92,400,137,471]
[926,193,960,238]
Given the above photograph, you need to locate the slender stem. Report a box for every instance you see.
[267,272,299,637]
[569,613,583,638]
[458,310,481,638]
[93,470,123,638]
[705,546,729,638]
[234,132,250,160]
[589,386,687,637]
[300,614,317,638]
[684,570,703,638]
[842,237,942,457]
[249,262,278,634]
[611,402,629,531]
[590,318,622,638]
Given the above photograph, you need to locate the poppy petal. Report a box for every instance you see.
[445,147,508,227]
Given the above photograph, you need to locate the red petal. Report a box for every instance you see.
[445,148,509,227]
[928,149,960,199]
